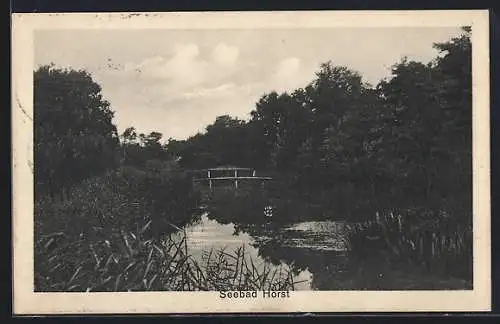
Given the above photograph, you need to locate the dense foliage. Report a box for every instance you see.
[34,65,120,198]
[34,65,201,291]
[168,28,472,222]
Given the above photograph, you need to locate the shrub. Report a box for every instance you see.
[34,162,200,290]
[34,162,298,291]
[346,209,473,281]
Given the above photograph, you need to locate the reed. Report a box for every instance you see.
[346,209,472,281]
[35,164,296,291]
[35,225,297,292]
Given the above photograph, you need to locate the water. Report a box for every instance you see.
[175,213,471,290]
[174,214,314,290]
[175,213,352,290]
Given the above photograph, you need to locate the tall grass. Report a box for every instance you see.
[35,225,297,292]
[346,209,473,281]
[35,164,296,291]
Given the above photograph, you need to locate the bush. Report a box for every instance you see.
[34,162,200,290]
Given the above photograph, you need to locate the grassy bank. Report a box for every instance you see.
[35,164,297,291]
[36,226,298,292]
[346,209,473,283]
[201,183,472,285]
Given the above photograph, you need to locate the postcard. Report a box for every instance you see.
[12,10,491,314]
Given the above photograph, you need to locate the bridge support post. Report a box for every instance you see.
[234,169,238,189]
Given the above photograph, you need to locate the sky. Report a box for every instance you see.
[34,27,464,141]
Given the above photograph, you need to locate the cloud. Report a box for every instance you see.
[133,43,206,88]
[92,42,246,124]
[266,57,313,93]
[212,43,239,66]
[91,53,316,140]
[111,43,242,100]
[180,83,236,100]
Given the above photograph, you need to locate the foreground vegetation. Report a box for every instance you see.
[36,222,297,291]
[346,210,473,282]
[35,167,297,291]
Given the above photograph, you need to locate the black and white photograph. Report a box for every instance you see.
[12,11,491,314]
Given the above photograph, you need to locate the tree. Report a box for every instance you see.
[431,27,472,218]
[373,27,472,214]
[375,59,441,203]
[121,127,138,144]
[120,128,169,166]
[250,91,312,170]
[34,65,119,197]
[169,115,249,169]
[163,29,472,221]
[432,27,472,149]
[309,62,365,135]
[289,62,372,191]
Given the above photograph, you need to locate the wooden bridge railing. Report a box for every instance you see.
[190,166,272,189]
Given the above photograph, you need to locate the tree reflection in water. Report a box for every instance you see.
[249,234,471,290]
[250,237,347,290]
[223,219,472,290]
[202,195,471,290]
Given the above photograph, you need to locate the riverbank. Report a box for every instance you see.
[201,187,473,287]
[346,210,473,284]
[34,165,298,292]
[175,212,472,290]
[35,165,472,291]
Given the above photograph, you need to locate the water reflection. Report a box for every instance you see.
[175,213,471,290]
[177,213,358,290]
[176,214,313,290]
[245,220,353,290]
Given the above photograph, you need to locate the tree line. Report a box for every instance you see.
[34,27,472,222]
[34,65,172,200]
[167,27,472,220]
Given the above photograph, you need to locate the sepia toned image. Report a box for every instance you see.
[12,11,491,314]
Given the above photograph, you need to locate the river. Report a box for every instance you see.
[171,213,471,290]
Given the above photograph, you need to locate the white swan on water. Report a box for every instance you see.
[264,205,273,217]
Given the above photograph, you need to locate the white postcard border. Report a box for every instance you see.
[12,10,491,314]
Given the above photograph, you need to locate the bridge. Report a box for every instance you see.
[190,165,272,190]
